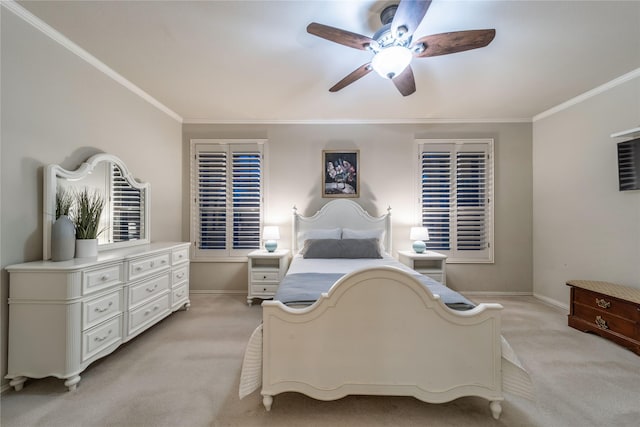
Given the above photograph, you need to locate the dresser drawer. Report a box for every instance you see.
[172,247,189,265]
[128,253,170,281]
[573,304,637,337]
[573,288,639,321]
[128,273,170,308]
[128,293,170,337]
[82,315,122,362]
[172,265,189,286]
[83,263,123,295]
[252,270,280,282]
[251,284,279,295]
[171,283,189,309]
[83,289,122,330]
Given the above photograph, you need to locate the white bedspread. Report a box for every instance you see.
[239,324,535,401]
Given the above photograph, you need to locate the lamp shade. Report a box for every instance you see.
[262,226,280,241]
[409,227,429,241]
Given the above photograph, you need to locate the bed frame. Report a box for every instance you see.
[259,200,505,419]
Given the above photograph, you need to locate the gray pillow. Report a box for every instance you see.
[301,238,382,259]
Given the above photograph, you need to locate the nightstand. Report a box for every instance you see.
[247,249,290,306]
[397,250,448,286]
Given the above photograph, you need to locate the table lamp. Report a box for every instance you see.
[262,226,280,252]
[410,227,429,253]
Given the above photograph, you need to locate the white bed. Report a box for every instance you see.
[239,200,533,419]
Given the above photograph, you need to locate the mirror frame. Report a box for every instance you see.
[43,153,151,259]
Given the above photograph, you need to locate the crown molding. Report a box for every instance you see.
[1,0,183,123]
[533,67,640,122]
[182,117,532,125]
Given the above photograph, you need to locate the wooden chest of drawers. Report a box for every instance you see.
[567,280,640,355]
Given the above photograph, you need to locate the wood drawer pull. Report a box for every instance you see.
[94,329,112,342]
[176,291,184,298]
[100,274,110,281]
[596,298,611,309]
[176,272,185,279]
[94,302,113,313]
[595,316,608,330]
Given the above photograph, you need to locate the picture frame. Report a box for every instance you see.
[322,150,359,198]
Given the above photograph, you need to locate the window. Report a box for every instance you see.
[190,140,265,260]
[416,139,494,263]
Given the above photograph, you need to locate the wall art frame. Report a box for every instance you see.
[322,150,359,198]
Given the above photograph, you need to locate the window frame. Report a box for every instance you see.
[190,139,267,262]
[415,139,494,264]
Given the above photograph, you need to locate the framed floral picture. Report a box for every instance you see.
[322,150,359,198]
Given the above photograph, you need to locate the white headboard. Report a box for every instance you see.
[292,199,392,253]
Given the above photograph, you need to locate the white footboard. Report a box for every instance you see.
[260,266,505,419]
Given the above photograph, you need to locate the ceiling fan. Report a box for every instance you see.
[307,0,496,96]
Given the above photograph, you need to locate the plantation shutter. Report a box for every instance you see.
[418,140,493,263]
[110,163,143,242]
[231,150,262,250]
[192,141,264,258]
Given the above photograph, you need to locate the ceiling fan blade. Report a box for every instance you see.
[392,65,416,97]
[412,29,496,58]
[329,63,373,92]
[307,22,374,50]
[391,0,432,40]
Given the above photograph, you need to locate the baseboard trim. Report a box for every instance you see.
[461,291,533,296]
[533,293,569,312]
[190,290,246,295]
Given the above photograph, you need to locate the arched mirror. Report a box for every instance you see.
[43,154,150,259]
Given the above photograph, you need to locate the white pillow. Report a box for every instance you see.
[297,227,341,251]
[342,228,386,252]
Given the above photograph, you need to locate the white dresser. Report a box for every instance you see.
[5,242,190,391]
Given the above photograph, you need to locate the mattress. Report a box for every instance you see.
[274,254,476,310]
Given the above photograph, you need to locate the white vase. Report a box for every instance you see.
[51,215,76,261]
[75,239,98,258]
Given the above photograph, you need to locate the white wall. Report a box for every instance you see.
[183,122,533,295]
[1,9,182,389]
[533,75,640,307]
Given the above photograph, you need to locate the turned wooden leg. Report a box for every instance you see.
[490,400,502,419]
[262,394,273,411]
[64,375,81,391]
[9,376,27,391]
[184,300,191,311]
[247,299,253,307]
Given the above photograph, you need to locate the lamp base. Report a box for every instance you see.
[265,241,277,252]
[412,240,426,254]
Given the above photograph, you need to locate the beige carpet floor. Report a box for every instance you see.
[1,294,639,427]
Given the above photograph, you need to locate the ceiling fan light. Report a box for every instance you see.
[371,46,412,79]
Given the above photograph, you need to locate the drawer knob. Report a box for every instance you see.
[178,254,183,258]
[595,316,609,330]
[145,284,158,292]
[596,298,611,309]
[136,266,143,271]
[94,329,112,342]
[150,261,155,267]
[161,260,167,264]
[94,302,113,313]
[100,274,109,281]
[176,273,184,279]
[176,291,184,298]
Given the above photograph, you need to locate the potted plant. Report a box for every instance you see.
[73,188,105,258]
[51,187,76,261]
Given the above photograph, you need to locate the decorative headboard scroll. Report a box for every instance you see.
[292,199,392,253]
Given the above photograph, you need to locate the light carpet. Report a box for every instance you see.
[1,294,639,427]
